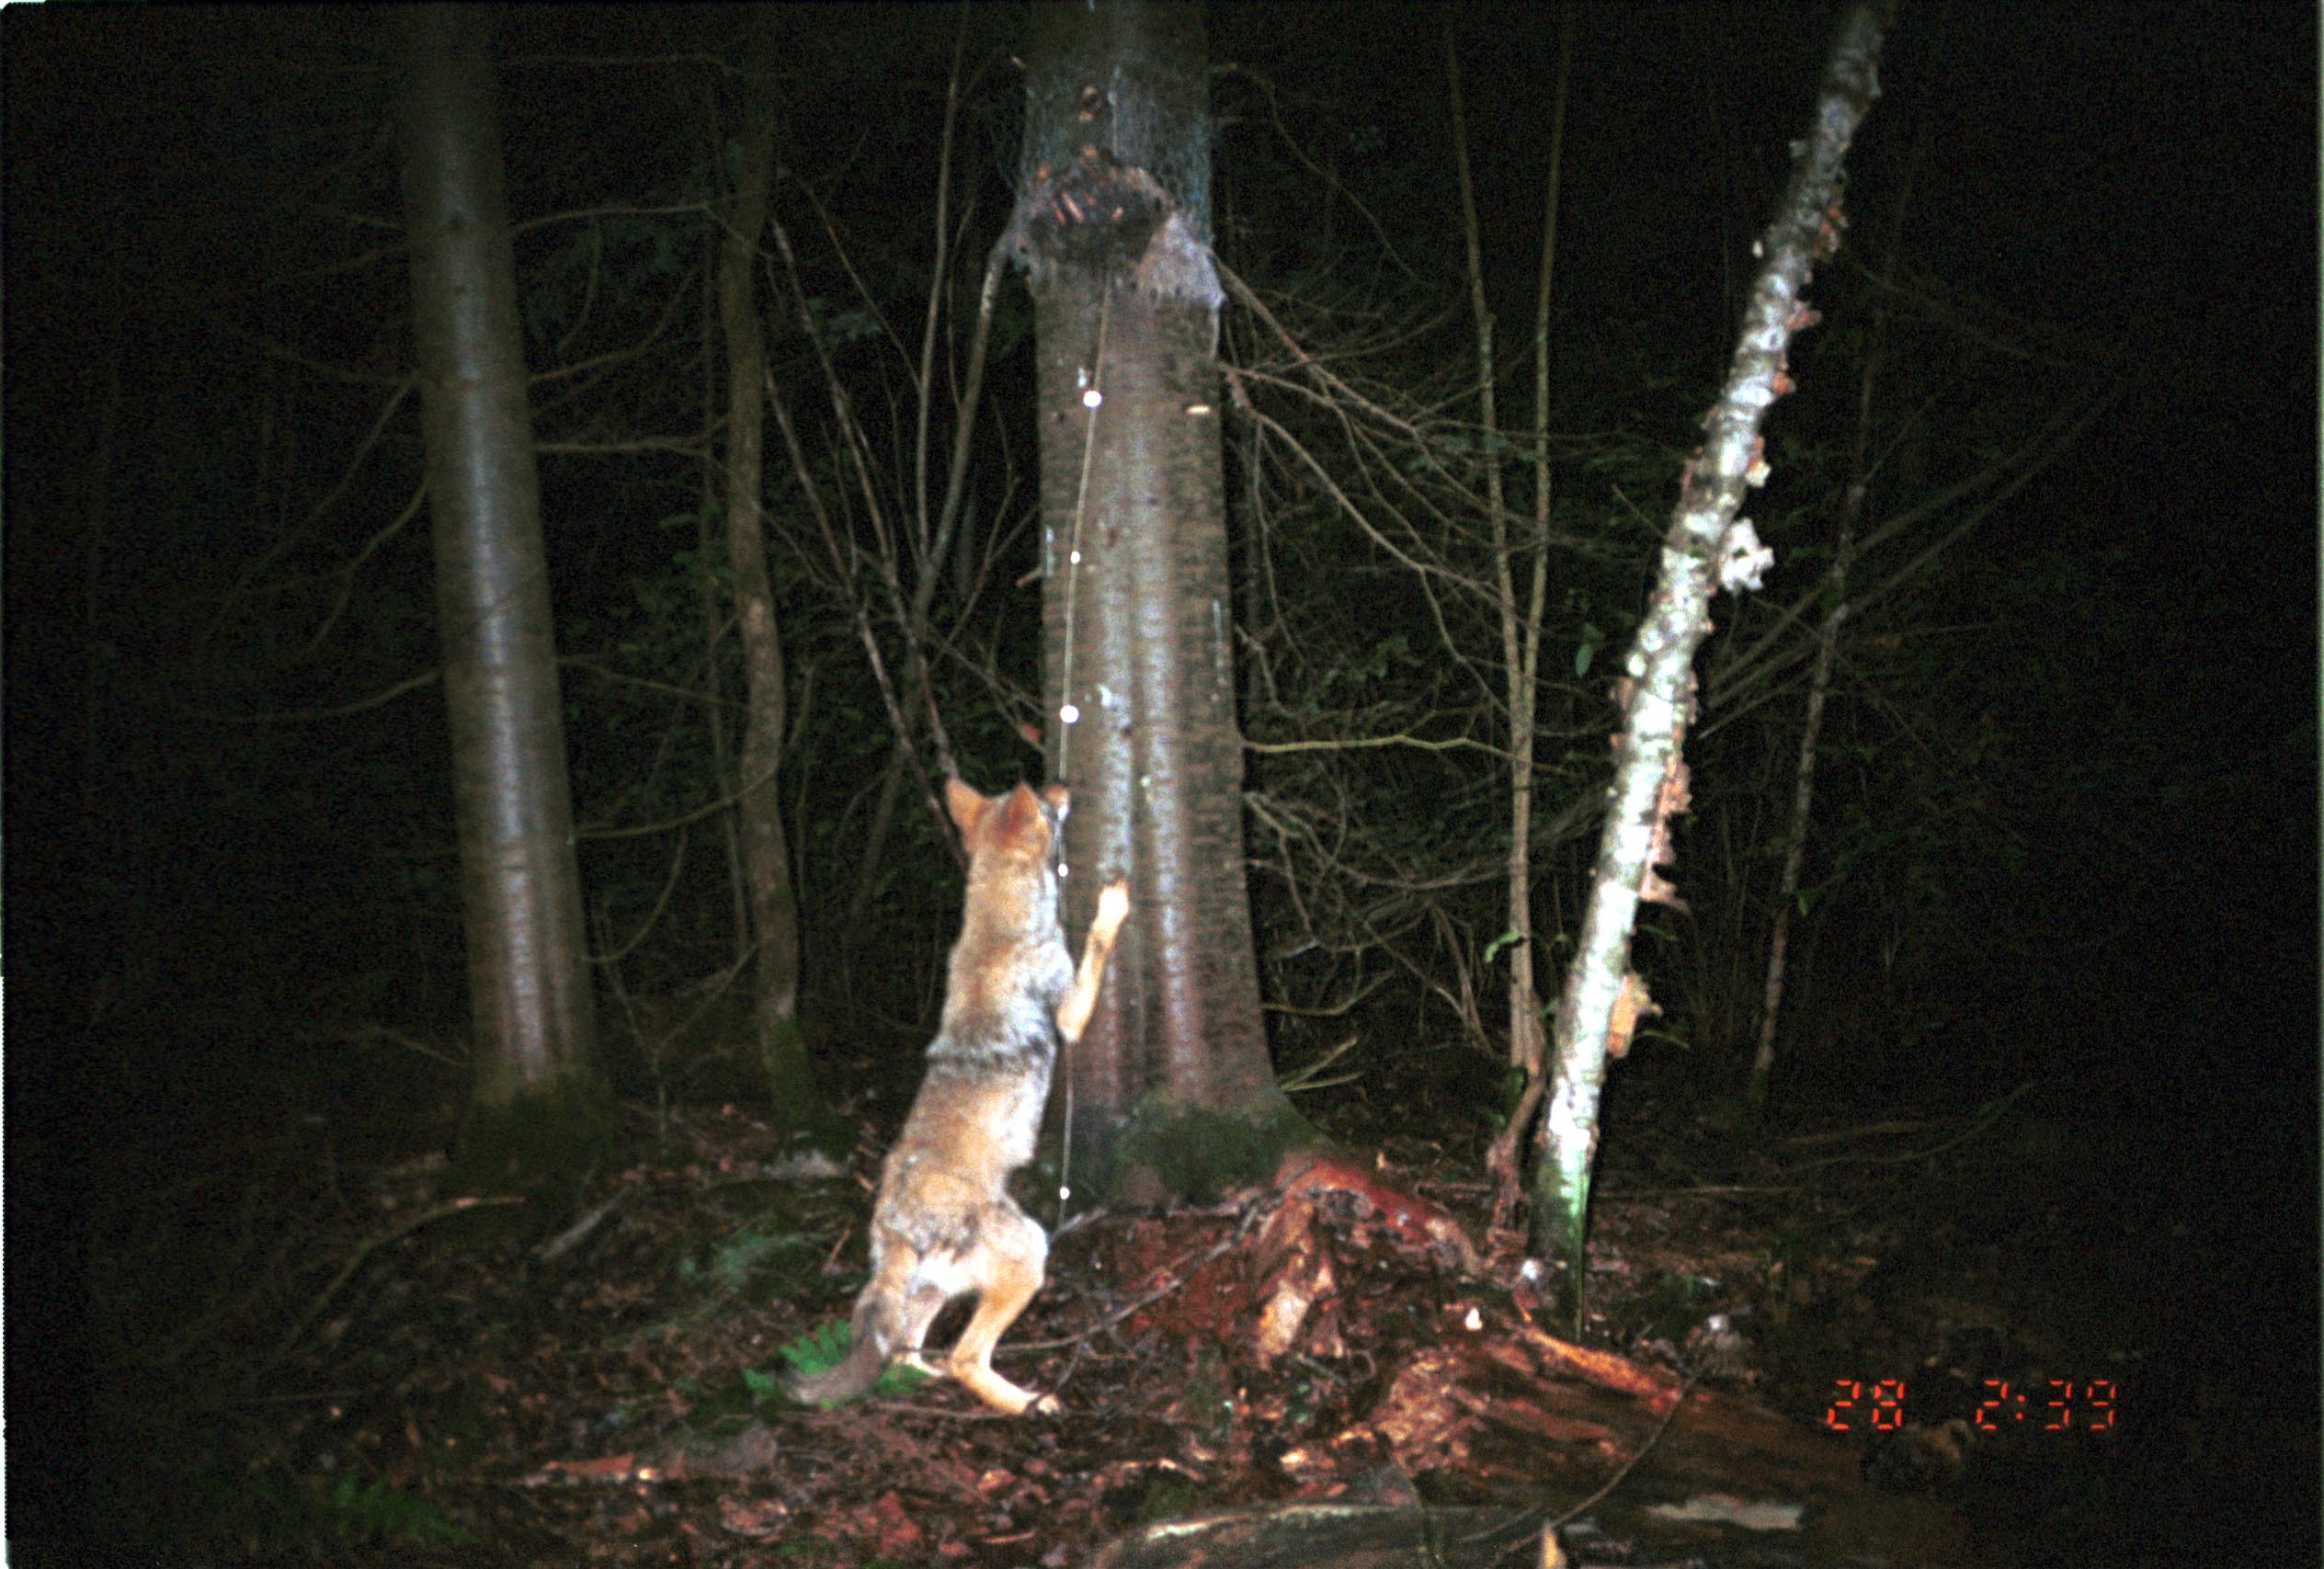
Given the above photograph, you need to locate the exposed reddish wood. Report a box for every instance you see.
[1080,1157,1965,1563]
[1250,1188,1336,1367]
[1340,1333,1863,1505]
[1273,1152,1487,1275]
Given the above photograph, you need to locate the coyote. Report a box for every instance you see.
[789,778,1129,1415]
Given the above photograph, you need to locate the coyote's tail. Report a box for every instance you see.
[784,1291,897,1406]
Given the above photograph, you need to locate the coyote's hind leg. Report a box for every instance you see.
[946,1208,1054,1415]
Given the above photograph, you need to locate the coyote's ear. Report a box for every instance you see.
[1039,783,1069,821]
[1000,783,1045,828]
[944,777,991,839]
[976,782,1046,852]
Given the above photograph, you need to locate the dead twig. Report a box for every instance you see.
[1020,1205,1270,1354]
[262,1194,524,1373]
[535,1189,626,1264]
[1461,1369,1707,1559]
[1788,1079,2035,1173]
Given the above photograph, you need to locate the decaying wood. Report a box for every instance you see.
[1088,1488,1973,1569]
[1091,1151,1974,1567]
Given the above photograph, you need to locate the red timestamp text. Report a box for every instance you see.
[1823,1378,2118,1432]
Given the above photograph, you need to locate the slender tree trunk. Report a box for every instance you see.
[1468,9,1575,1233]
[1007,0,1308,1202]
[1527,6,1886,1306]
[1447,23,1535,1083]
[393,5,606,1188]
[717,28,826,1138]
[844,746,910,929]
[1747,488,1853,1111]
[699,233,752,973]
[1748,101,1926,1111]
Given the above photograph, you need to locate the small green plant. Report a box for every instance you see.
[1181,1345,1237,1446]
[1620,1270,1720,1347]
[320,1474,479,1546]
[678,1222,820,1297]
[1137,1473,1206,1522]
[211,1471,477,1551]
[775,1319,930,1403]
[778,1316,852,1378]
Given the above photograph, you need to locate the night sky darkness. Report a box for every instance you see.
[4,2,2317,1556]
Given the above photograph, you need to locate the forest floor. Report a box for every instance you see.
[103,1040,2306,1567]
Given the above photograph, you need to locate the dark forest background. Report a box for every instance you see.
[4,2,2317,1554]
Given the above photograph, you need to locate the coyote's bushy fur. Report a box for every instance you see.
[788,779,1128,1415]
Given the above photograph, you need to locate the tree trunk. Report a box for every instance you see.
[393,5,606,1192]
[1463,9,1575,1233]
[1528,7,1886,1300]
[1006,0,1308,1202]
[1746,101,1927,1114]
[716,28,826,1140]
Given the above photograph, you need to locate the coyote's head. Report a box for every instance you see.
[945,779,1072,937]
[948,779,1065,868]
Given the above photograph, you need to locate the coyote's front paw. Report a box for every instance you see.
[1094,879,1130,938]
